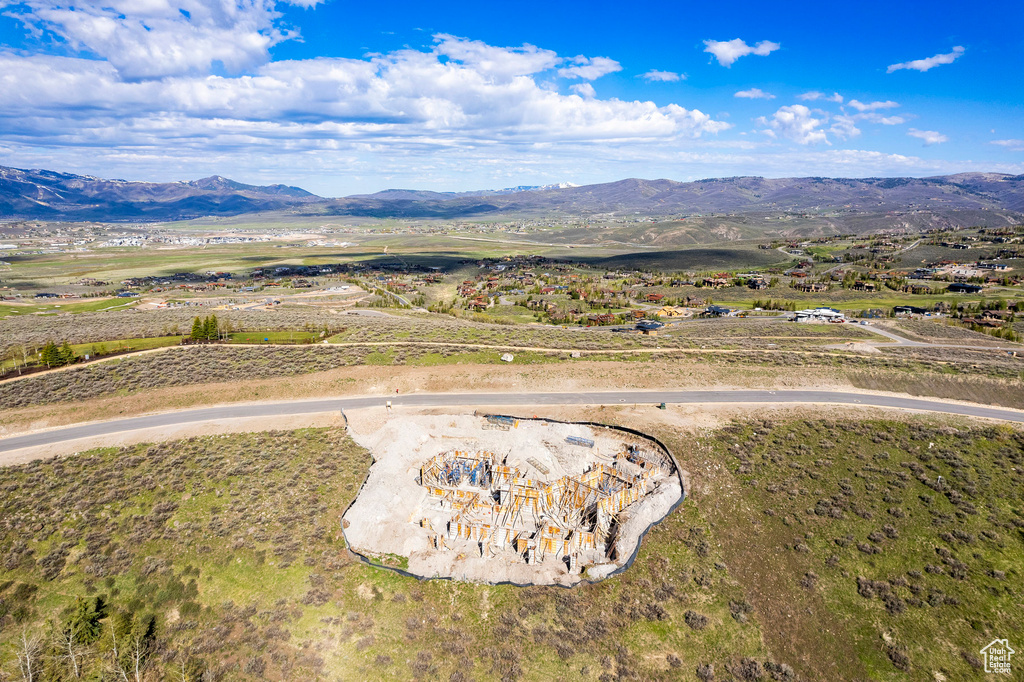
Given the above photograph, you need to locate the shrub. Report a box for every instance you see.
[684,610,709,631]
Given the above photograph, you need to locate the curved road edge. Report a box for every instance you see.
[2,389,1024,454]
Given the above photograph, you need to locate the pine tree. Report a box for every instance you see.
[206,314,219,341]
[65,595,105,645]
[41,340,58,367]
[58,341,75,366]
[190,317,203,341]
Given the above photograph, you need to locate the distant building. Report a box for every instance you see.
[703,305,732,317]
[793,307,845,323]
[948,283,983,294]
[794,282,828,293]
[894,305,929,316]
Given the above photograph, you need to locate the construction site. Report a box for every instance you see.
[342,411,681,585]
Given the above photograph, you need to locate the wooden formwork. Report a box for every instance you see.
[420,447,661,568]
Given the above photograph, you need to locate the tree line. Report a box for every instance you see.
[14,595,159,682]
[189,315,221,341]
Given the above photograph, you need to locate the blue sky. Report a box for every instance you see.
[0,0,1021,196]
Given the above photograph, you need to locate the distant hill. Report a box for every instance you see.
[327,174,1024,218]
[0,166,321,221]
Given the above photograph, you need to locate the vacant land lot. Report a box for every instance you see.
[0,307,345,356]
[889,319,1014,347]
[687,418,1024,679]
[1,417,1019,680]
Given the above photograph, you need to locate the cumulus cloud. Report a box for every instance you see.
[848,99,899,112]
[0,36,731,165]
[908,128,948,145]
[557,55,622,80]
[3,0,317,80]
[887,46,965,73]
[433,34,559,79]
[992,139,1024,152]
[798,91,843,103]
[734,88,775,99]
[703,38,780,67]
[757,105,829,145]
[570,83,596,98]
[640,70,684,82]
[829,115,860,140]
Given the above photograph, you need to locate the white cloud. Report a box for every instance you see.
[848,99,899,112]
[0,38,730,161]
[703,39,780,67]
[857,113,906,125]
[908,128,948,145]
[734,88,775,99]
[3,0,318,80]
[991,139,1024,152]
[433,34,559,80]
[640,70,684,82]
[829,115,860,140]
[570,83,595,98]
[887,46,965,73]
[798,91,843,103]
[557,55,622,80]
[757,105,829,145]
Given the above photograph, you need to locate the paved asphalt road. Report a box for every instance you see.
[2,390,1023,453]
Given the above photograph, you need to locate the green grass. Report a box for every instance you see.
[694,418,1024,679]
[75,335,183,355]
[0,297,138,319]
[1,335,184,370]
[224,330,319,344]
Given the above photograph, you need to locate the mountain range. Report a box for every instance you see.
[1,165,1023,226]
[0,167,318,221]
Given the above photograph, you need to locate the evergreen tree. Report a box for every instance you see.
[41,340,58,367]
[66,595,105,645]
[206,314,219,341]
[190,317,203,341]
[58,341,75,366]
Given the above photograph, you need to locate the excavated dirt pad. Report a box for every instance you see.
[342,410,681,585]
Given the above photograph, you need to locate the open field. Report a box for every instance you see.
[1,412,1020,680]
[0,306,882,369]
[887,319,1016,347]
[0,307,346,357]
[689,417,1024,680]
[0,236,790,292]
[0,297,138,319]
